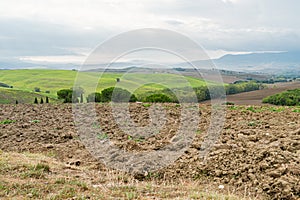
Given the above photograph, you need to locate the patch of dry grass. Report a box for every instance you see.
[0,150,257,199]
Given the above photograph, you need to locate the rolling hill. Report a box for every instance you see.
[0,69,214,103]
[0,87,59,104]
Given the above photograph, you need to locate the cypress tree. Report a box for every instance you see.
[40,98,44,104]
[16,100,18,104]
[46,96,49,103]
[34,97,38,104]
[80,93,84,103]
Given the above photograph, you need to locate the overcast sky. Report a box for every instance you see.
[0,0,299,64]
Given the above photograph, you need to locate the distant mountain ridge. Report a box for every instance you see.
[1,51,300,75]
[216,51,300,67]
[176,51,300,74]
[216,51,300,75]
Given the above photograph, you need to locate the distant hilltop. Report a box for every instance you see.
[1,51,300,76]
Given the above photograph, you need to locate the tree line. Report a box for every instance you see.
[138,81,262,103]
[57,81,263,103]
[262,89,300,106]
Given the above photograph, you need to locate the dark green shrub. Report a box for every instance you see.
[0,82,11,88]
[40,98,44,104]
[87,92,102,102]
[225,81,261,95]
[262,89,300,106]
[34,87,41,92]
[46,96,49,103]
[34,97,38,104]
[101,87,137,102]
[145,94,173,103]
[57,87,84,103]
[57,89,73,103]
[223,102,235,105]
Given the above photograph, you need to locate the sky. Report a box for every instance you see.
[0,0,299,65]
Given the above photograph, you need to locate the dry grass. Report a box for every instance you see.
[0,150,259,199]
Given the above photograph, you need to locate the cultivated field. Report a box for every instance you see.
[0,103,299,199]
[225,81,300,105]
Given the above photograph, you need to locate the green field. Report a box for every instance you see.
[0,70,79,98]
[0,69,212,103]
[0,87,59,104]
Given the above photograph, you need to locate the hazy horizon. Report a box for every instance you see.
[0,0,299,70]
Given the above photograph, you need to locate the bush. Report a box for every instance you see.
[191,82,261,102]
[87,92,102,102]
[140,81,262,103]
[225,81,261,95]
[263,89,300,106]
[57,87,84,103]
[145,94,173,103]
[34,87,41,92]
[101,87,137,102]
[223,102,235,105]
[0,82,11,88]
[57,89,73,103]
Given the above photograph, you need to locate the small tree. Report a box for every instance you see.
[46,96,49,103]
[40,98,44,104]
[87,92,102,102]
[57,87,85,103]
[116,78,120,82]
[57,89,73,103]
[34,87,41,92]
[34,97,38,104]
[80,93,84,103]
[16,100,18,104]
[101,87,137,102]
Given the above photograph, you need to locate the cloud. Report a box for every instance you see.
[221,0,240,4]
[0,0,299,64]
[0,18,112,57]
[164,19,184,26]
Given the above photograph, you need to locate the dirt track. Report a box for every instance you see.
[225,81,300,105]
[0,103,299,199]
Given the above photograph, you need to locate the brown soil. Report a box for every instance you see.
[225,81,300,105]
[0,103,299,199]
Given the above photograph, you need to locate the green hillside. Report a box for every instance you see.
[0,69,212,100]
[0,70,79,98]
[0,87,59,104]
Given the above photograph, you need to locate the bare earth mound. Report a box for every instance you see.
[0,104,299,199]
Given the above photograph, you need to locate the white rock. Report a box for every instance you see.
[218,185,224,189]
